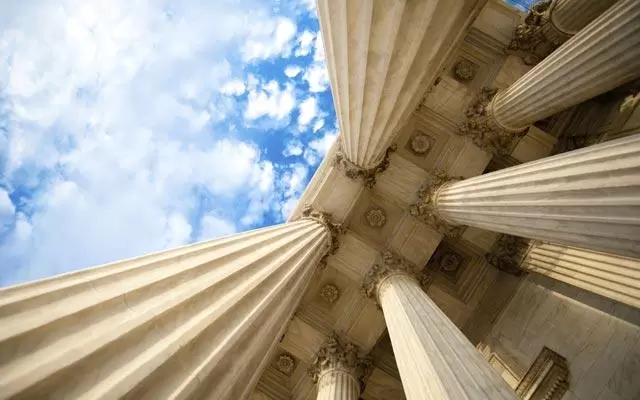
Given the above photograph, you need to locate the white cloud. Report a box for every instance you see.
[303,64,329,93]
[294,31,315,56]
[313,34,325,62]
[0,0,295,285]
[242,17,297,62]
[312,118,325,132]
[245,79,296,121]
[283,140,304,157]
[200,214,236,240]
[298,97,318,129]
[303,130,338,165]
[220,79,246,96]
[284,65,302,78]
[0,188,15,216]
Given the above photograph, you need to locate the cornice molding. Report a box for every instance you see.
[334,144,397,189]
[410,170,465,237]
[458,88,528,155]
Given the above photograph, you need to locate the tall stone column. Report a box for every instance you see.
[0,208,342,400]
[317,0,486,172]
[415,134,640,258]
[523,242,640,309]
[362,252,517,400]
[309,334,371,400]
[510,0,617,65]
[461,0,640,154]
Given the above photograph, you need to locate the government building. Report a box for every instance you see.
[1,0,639,399]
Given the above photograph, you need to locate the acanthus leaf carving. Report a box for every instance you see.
[457,88,528,155]
[309,333,373,390]
[362,250,419,304]
[410,170,465,238]
[301,205,345,258]
[334,144,397,189]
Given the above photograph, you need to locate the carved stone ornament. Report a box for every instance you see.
[364,207,387,228]
[301,205,345,257]
[319,283,340,304]
[334,144,397,189]
[457,87,528,155]
[485,233,532,276]
[362,251,418,303]
[453,59,478,82]
[309,333,373,390]
[409,132,434,155]
[508,1,571,65]
[409,170,465,238]
[516,347,569,400]
[440,252,463,272]
[275,352,296,376]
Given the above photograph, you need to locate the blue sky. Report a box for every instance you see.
[0,0,338,285]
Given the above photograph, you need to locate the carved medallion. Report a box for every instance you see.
[275,352,296,376]
[364,207,387,228]
[440,252,462,273]
[408,132,434,156]
[485,234,531,276]
[319,284,340,304]
[453,59,477,82]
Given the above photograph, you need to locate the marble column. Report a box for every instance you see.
[510,0,617,65]
[461,0,640,154]
[422,134,640,258]
[0,208,342,400]
[362,251,517,400]
[317,0,486,171]
[309,334,370,400]
[523,242,640,309]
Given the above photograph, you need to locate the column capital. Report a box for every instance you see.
[362,251,422,304]
[334,144,397,189]
[301,205,345,256]
[485,234,533,276]
[309,333,372,390]
[410,170,465,237]
[509,0,571,65]
[458,88,528,155]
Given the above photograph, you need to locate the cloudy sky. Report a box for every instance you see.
[0,0,338,285]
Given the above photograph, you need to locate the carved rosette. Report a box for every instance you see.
[362,251,420,303]
[453,59,477,82]
[458,88,528,155]
[410,170,465,237]
[485,234,532,276]
[309,333,373,390]
[364,207,387,228]
[275,352,296,376]
[301,205,345,257]
[319,284,340,304]
[509,1,571,65]
[334,144,397,189]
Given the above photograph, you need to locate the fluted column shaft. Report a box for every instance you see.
[318,0,486,169]
[363,253,516,400]
[0,219,331,400]
[434,134,640,258]
[523,242,640,309]
[316,369,360,400]
[495,0,640,131]
[550,0,617,35]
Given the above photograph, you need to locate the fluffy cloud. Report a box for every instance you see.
[294,31,315,56]
[284,65,302,78]
[242,17,297,62]
[303,130,338,165]
[220,79,246,96]
[245,79,296,121]
[302,34,329,92]
[297,97,318,129]
[283,140,304,157]
[200,214,237,240]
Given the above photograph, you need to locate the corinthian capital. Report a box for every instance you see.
[410,170,465,237]
[457,88,528,155]
[509,0,571,65]
[362,251,419,304]
[334,144,397,189]
[301,205,345,256]
[309,333,372,389]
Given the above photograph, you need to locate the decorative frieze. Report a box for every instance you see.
[508,1,570,65]
[334,144,397,189]
[309,333,372,390]
[301,205,345,257]
[458,88,527,155]
[410,170,465,237]
[485,234,532,276]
